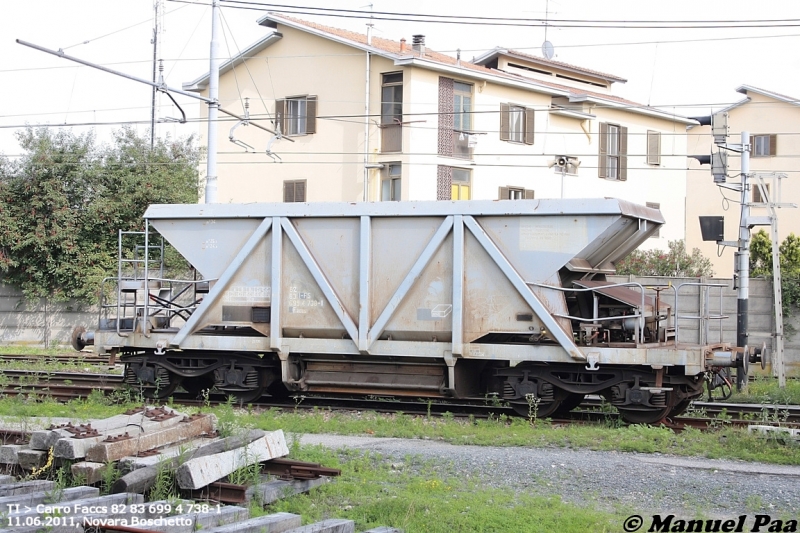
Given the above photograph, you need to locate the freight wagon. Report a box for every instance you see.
[74,199,751,424]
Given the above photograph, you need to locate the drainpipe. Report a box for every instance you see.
[363,24,373,202]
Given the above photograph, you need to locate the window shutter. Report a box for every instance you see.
[749,135,754,154]
[647,130,661,165]
[498,186,509,199]
[305,96,317,134]
[619,126,628,181]
[524,189,535,199]
[275,99,286,135]
[499,103,510,141]
[524,108,535,145]
[769,134,777,156]
[283,180,294,203]
[598,122,608,179]
[295,180,306,202]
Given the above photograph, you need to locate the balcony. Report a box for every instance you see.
[453,130,476,160]
[380,123,402,153]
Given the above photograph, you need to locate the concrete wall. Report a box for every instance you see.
[0,283,96,348]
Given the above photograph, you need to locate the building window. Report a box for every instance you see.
[646,202,660,237]
[381,73,403,153]
[381,163,402,201]
[499,186,534,200]
[283,180,306,202]
[453,82,472,131]
[500,104,534,145]
[451,82,474,159]
[275,96,317,136]
[451,168,471,200]
[599,122,627,180]
[647,130,661,165]
[751,134,777,157]
[752,183,770,204]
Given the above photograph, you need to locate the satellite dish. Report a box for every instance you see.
[542,40,555,60]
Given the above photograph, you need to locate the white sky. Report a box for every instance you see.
[2,0,799,156]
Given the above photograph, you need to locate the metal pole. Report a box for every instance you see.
[150,0,161,149]
[736,131,750,390]
[362,26,372,202]
[205,0,222,204]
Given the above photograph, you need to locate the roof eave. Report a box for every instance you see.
[257,13,402,61]
[736,85,800,107]
[392,57,570,97]
[503,51,627,84]
[182,31,284,92]
[568,94,698,125]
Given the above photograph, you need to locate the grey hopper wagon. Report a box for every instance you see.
[80,199,745,423]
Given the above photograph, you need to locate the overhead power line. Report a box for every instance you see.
[166,0,800,30]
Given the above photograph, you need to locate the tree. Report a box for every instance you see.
[750,229,800,316]
[615,240,714,278]
[0,127,200,302]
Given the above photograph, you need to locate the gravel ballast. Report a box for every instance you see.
[299,434,800,516]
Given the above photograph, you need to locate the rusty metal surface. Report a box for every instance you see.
[190,481,247,503]
[261,458,342,480]
[573,280,670,312]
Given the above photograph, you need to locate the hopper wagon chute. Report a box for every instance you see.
[76,199,746,423]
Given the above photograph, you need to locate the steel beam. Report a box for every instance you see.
[281,218,360,346]
[463,216,586,361]
[358,216,371,352]
[170,217,272,347]
[451,215,464,356]
[367,216,454,349]
[270,217,283,351]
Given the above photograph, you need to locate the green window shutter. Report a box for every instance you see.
[619,126,628,181]
[598,122,608,179]
[499,103,510,141]
[524,108,535,145]
[305,96,317,134]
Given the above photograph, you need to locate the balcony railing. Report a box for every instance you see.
[453,130,475,160]
[380,123,402,153]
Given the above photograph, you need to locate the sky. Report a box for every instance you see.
[2,0,800,157]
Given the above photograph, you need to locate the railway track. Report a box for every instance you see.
[1,368,799,432]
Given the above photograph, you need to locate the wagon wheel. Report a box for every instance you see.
[553,393,586,417]
[617,404,673,425]
[217,368,271,404]
[140,373,182,399]
[509,388,568,419]
[181,374,216,396]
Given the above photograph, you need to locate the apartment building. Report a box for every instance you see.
[184,13,696,248]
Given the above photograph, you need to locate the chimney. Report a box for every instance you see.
[412,34,425,55]
[400,38,406,53]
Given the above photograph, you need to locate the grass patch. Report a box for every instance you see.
[0,346,76,357]
[1,380,799,469]
[729,374,800,405]
[207,407,800,466]
[270,445,623,533]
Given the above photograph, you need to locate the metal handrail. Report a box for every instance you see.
[526,281,648,344]
[673,282,728,344]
